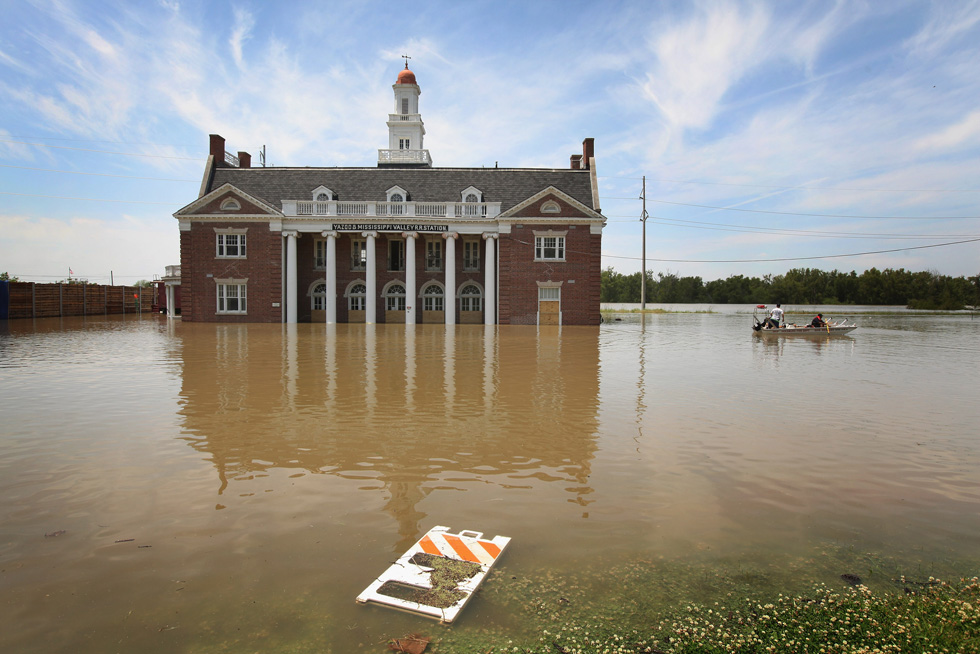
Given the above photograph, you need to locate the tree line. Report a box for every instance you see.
[601,267,980,310]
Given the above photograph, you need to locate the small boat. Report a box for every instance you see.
[752,317,857,336]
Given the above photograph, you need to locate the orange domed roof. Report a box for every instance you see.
[396,66,417,85]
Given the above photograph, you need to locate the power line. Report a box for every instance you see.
[0,164,198,182]
[645,198,980,220]
[602,214,980,239]
[599,237,980,264]
[597,174,980,193]
[0,139,201,160]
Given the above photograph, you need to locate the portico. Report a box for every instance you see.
[280,223,495,325]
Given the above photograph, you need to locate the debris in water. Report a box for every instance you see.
[841,573,862,586]
[44,530,66,538]
[357,525,511,623]
[388,633,430,653]
[115,538,135,543]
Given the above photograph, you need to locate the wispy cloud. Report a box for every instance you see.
[229,7,254,69]
[641,3,771,131]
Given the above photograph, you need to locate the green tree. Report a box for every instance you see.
[0,271,20,281]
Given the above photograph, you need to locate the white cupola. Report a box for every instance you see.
[378,59,432,167]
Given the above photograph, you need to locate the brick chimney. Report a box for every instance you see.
[582,138,595,170]
[238,151,251,168]
[570,154,583,170]
[209,134,225,162]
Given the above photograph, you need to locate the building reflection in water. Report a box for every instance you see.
[176,323,600,551]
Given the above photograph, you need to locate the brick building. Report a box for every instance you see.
[174,64,606,325]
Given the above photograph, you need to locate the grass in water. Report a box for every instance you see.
[378,553,482,609]
[450,576,979,653]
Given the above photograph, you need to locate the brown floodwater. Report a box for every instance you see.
[1,311,978,652]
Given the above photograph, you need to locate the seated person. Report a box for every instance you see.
[810,313,826,328]
[768,304,784,329]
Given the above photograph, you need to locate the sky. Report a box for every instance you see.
[1,0,979,285]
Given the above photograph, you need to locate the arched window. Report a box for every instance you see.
[348,283,366,311]
[390,193,404,203]
[459,284,483,312]
[459,187,484,217]
[422,284,444,312]
[316,192,329,201]
[385,283,406,311]
[220,197,241,211]
[311,282,326,310]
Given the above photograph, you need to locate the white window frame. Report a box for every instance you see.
[384,282,407,311]
[421,282,445,312]
[425,239,443,272]
[346,282,367,311]
[388,238,405,272]
[314,238,327,270]
[538,286,561,301]
[463,240,481,271]
[220,198,241,211]
[215,228,247,258]
[533,230,566,261]
[216,278,248,314]
[310,281,327,310]
[398,138,410,150]
[460,186,485,217]
[541,200,561,214]
[312,185,334,201]
[459,283,483,312]
[350,237,367,271]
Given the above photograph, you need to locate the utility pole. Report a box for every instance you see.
[260,145,267,167]
[640,176,648,310]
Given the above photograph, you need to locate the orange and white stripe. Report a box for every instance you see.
[417,531,503,566]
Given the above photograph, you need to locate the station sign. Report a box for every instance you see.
[332,224,448,232]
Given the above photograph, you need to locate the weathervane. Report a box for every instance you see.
[402,54,411,69]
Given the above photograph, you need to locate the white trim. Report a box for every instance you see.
[312,185,334,201]
[496,185,603,221]
[174,182,283,218]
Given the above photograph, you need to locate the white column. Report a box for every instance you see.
[284,231,298,324]
[403,231,417,325]
[444,232,457,326]
[483,233,497,325]
[322,231,338,324]
[363,231,378,324]
[165,285,174,318]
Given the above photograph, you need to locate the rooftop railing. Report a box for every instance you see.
[377,149,432,165]
[287,200,500,220]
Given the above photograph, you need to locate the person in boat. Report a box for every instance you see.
[810,313,826,328]
[768,303,784,329]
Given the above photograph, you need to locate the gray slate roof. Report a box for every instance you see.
[209,166,597,212]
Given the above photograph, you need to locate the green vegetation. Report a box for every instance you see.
[379,554,483,608]
[602,267,980,310]
[495,577,980,654]
[429,544,980,654]
[0,271,20,281]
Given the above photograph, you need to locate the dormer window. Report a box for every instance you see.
[311,186,334,201]
[459,186,484,217]
[384,186,408,217]
[220,198,241,211]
